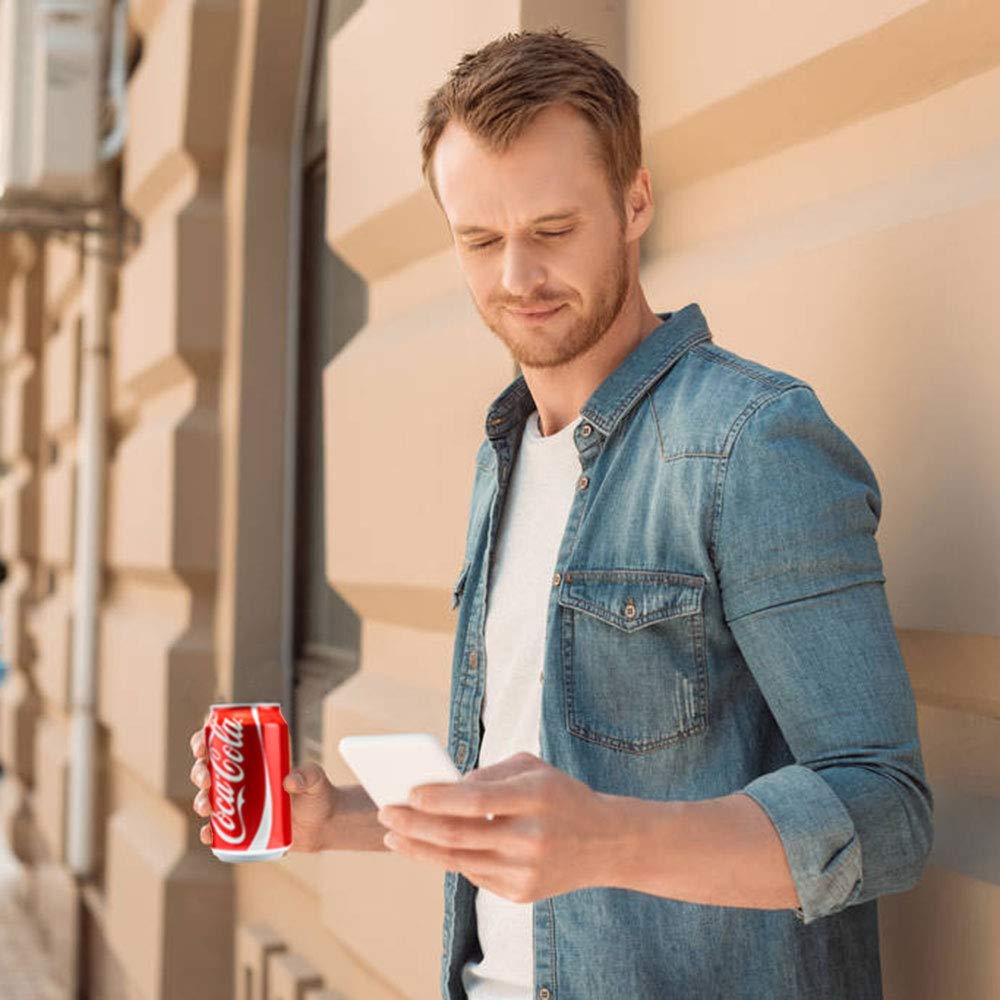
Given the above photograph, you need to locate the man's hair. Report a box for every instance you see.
[418,27,641,229]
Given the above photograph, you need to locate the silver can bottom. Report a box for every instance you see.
[212,846,290,863]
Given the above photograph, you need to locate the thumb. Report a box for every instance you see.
[284,761,325,793]
[461,751,538,783]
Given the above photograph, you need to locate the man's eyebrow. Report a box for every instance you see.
[454,208,582,237]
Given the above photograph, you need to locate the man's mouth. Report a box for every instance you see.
[509,304,565,321]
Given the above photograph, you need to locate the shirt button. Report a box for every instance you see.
[552,572,561,586]
[469,650,477,667]
[577,475,589,490]
[539,989,551,999]
[580,423,592,437]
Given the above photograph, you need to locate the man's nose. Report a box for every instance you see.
[500,243,547,300]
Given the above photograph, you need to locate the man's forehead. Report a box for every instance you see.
[436,147,601,235]
[434,113,602,220]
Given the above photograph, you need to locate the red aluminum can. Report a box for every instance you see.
[204,702,293,863]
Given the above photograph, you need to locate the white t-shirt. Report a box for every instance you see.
[461,408,583,1000]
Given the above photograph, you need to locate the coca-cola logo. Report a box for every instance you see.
[210,716,248,845]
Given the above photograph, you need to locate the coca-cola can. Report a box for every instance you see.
[204,702,293,863]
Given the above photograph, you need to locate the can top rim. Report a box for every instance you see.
[209,702,281,709]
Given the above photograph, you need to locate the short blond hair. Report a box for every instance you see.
[419,27,641,228]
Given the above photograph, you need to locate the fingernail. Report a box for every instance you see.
[288,772,303,789]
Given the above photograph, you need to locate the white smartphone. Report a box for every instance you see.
[338,733,494,818]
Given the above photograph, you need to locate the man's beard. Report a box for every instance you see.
[478,242,630,370]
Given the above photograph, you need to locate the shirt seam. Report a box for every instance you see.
[708,384,813,570]
[690,342,802,390]
[723,576,886,625]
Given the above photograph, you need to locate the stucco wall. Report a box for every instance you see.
[0,1,997,999]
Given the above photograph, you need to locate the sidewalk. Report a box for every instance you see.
[0,779,64,1000]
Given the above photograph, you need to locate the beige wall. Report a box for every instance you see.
[321,1,1000,998]
[0,231,45,863]
[0,1,997,998]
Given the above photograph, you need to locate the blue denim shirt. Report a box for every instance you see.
[440,303,933,1000]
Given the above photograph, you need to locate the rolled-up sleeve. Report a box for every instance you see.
[711,384,934,924]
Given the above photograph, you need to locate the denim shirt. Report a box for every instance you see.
[440,303,933,1000]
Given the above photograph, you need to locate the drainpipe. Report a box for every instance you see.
[65,205,109,878]
[66,0,125,878]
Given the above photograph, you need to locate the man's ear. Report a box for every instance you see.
[626,167,654,237]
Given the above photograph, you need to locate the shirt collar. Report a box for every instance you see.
[484,302,713,440]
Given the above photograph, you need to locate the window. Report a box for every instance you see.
[290,0,366,765]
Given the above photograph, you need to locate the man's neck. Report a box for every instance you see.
[523,301,663,437]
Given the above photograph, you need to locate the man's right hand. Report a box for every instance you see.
[189,721,340,854]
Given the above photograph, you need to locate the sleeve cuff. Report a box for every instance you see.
[740,763,864,924]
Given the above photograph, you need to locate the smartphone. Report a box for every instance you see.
[338,732,493,819]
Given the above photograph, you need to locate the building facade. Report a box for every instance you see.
[0,1,998,998]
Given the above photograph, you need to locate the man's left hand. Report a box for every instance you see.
[376,752,623,903]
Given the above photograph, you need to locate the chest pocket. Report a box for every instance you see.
[556,569,708,753]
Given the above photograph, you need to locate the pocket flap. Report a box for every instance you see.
[558,569,704,631]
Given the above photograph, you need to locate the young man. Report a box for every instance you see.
[192,27,932,1000]
[412,26,932,1000]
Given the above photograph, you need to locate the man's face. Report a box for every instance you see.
[432,104,633,370]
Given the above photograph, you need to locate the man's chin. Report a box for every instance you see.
[509,342,591,371]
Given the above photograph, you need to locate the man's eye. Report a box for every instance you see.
[467,229,573,252]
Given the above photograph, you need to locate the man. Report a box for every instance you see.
[191,27,932,1000]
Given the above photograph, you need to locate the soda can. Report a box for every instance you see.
[204,702,293,863]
